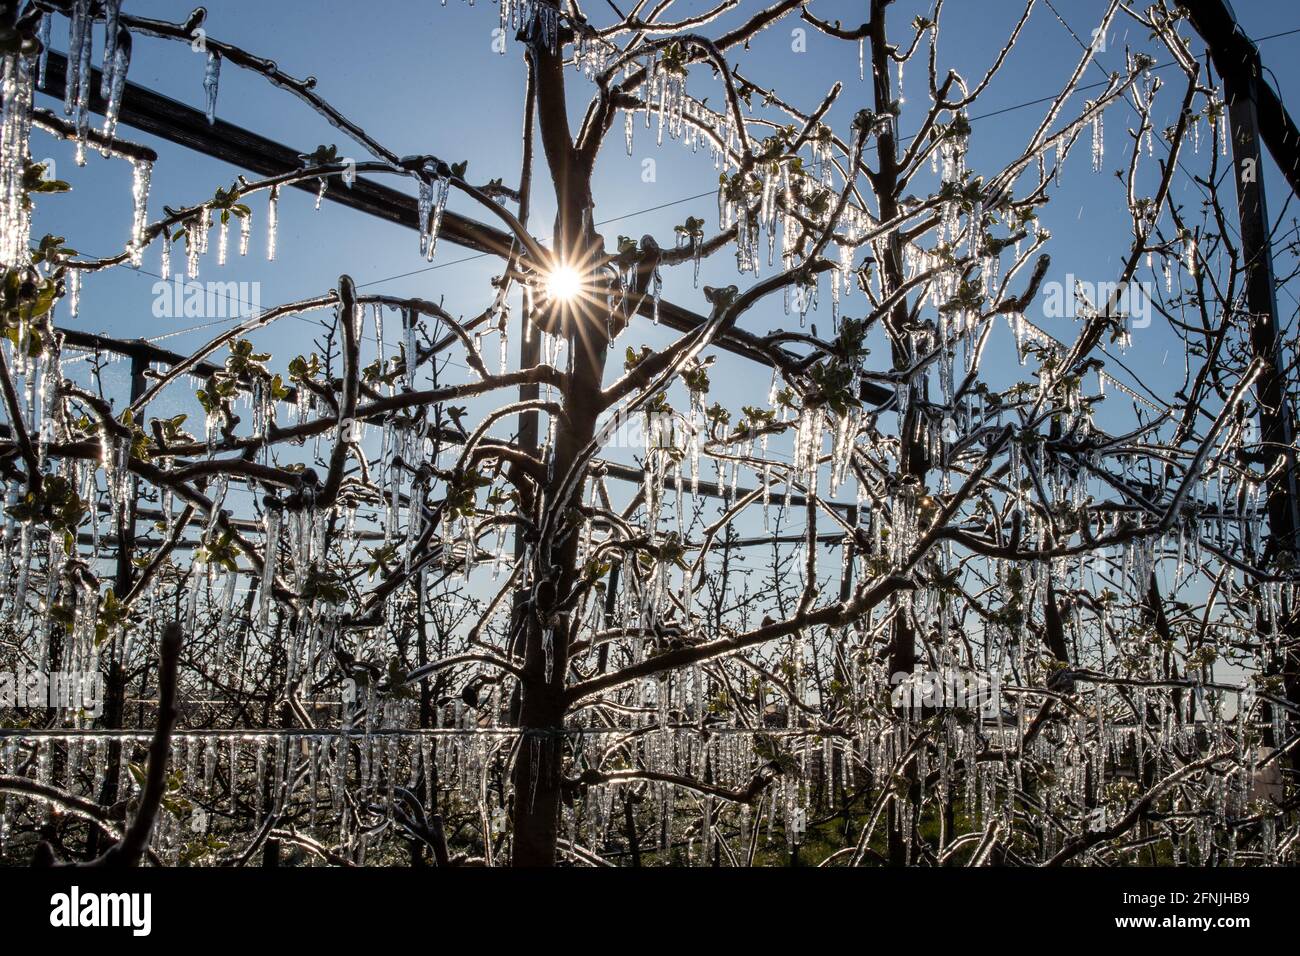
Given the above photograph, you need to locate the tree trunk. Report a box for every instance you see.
[510,328,607,864]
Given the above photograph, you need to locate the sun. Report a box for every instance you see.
[544,264,583,303]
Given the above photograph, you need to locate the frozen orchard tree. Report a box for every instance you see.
[0,0,1296,869]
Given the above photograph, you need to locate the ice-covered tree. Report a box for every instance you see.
[0,0,1297,867]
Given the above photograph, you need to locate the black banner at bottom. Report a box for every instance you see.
[0,866,1281,944]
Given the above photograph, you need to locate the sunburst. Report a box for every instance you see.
[544,264,583,303]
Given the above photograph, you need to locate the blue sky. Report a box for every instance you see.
[27,0,1300,499]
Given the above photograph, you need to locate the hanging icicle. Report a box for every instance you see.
[203,51,222,125]
[267,185,279,261]
[0,45,35,268]
[128,159,151,267]
[65,0,93,165]
[1090,101,1104,173]
[416,162,451,261]
[99,30,132,151]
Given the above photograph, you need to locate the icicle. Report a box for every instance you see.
[417,164,451,261]
[68,269,81,316]
[228,737,240,812]
[186,216,201,279]
[217,213,228,266]
[253,737,268,819]
[404,310,418,389]
[1091,102,1104,173]
[198,205,211,255]
[128,159,151,268]
[267,185,279,261]
[65,0,93,164]
[651,266,662,324]
[498,316,508,375]
[258,507,281,629]
[239,211,251,256]
[203,51,221,125]
[35,15,50,90]
[1,47,35,268]
[100,1,125,90]
[543,628,554,683]
[99,30,131,151]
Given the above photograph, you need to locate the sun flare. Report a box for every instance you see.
[544,264,583,303]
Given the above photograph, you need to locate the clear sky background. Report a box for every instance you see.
[26,0,1300,512]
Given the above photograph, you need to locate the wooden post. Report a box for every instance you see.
[1181,0,1300,775]
[1222,49,1300,558]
